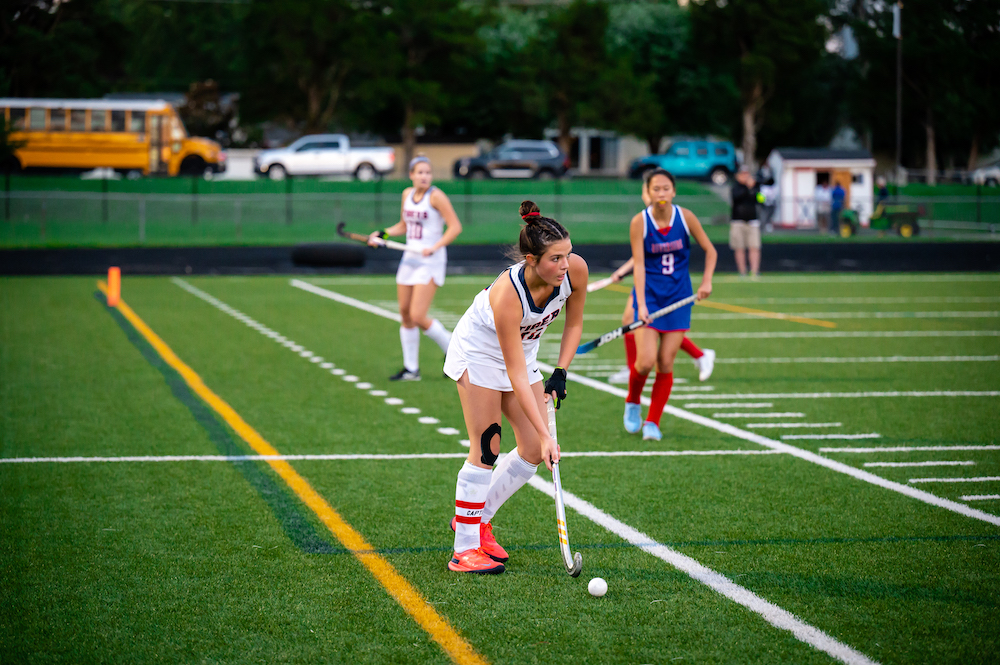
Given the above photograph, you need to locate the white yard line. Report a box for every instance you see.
[527,474,880,665]
[683,403,773,409]
[679,391,1000,400]
[864,461,975,468]
[686,331,1000,339]
[822,445,1000,453]
[720,296,1000,305]
[747,423,842,429]
[714,412,806,418]
[909,476,1000,484]
[713,356,1000,365]
[712,274,1000,284]
[781,434,881,440]
[961,494,1000,501]
[292,280,1000,529]
[0,449,784,465]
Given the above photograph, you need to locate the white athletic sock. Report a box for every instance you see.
[400,325,420,372]
[423,319,452,354]
[481,449,538,524]
[454,462,492,553]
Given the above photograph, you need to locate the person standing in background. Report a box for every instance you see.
[815,180,831,234]
[729,165,761,279]
[830,181,846,235]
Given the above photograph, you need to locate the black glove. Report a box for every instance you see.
[544,367,567,409]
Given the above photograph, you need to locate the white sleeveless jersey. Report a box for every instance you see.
[449,262,573,370]
[402,186,445,251]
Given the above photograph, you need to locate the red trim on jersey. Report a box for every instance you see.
[455,500,486,510]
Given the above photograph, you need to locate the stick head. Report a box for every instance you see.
[568,552,583,577]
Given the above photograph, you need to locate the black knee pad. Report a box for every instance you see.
[480,423,502,466]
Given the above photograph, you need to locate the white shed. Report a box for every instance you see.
[765,148,876,228]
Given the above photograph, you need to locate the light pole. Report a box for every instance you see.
[894,1,903,188]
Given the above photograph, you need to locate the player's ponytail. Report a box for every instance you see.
[508,200,569,262]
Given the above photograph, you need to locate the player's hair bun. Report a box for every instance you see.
[519,200,541,221]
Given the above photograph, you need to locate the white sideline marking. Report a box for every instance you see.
[714,413,805,419]
[687,331,1000,339]
[526,474,880,665]
[290,280,1000,528]
[680,391,1000,400]
[909,476,1000,484]
[290,279,402,322]
[822,445,1000,453]
[546,367,1000,527]
[714,355,1000,365]
[683,403,773,409]
[781,434,881,440]
[0,449,786,464]
[962,495,1000,501]
[713,274,1000,283]
[672,386,716,392]
[748,423,842,429]
[864,461,975,468]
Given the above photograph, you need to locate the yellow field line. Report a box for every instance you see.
[97,281,488,665]
[694,300,837,328]
[600,282,836,328]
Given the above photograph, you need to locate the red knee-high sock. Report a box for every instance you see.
[646,372,673,426]
[626,366,648,404]
[680,337,704,359]
[624,332,637,371]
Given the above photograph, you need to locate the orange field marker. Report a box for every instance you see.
[106,267,121,307]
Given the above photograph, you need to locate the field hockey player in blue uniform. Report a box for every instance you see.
[625,168,717,441]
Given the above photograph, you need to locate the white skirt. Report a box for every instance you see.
[444,337,542,392]
[396,249,446,287]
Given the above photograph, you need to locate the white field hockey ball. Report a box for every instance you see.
[588,577,608,597]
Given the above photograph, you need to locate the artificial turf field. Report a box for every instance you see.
[1,271,998,664]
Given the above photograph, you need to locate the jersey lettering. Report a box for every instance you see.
[520,308,561,340]
[407,221,423,240]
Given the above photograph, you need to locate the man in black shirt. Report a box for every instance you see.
[729,165,762,279]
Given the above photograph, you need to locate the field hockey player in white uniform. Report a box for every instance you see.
[368,156,462,381]
[443,201,588,574]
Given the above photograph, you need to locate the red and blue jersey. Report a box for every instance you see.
[632,205,694,332]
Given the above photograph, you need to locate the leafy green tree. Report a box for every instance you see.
[690,0,827,167]
[0,0,127,97]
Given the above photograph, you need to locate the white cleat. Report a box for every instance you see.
[696,349,716,382]
[607,366,631,384]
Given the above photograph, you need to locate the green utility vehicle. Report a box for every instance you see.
[839,202,924,238]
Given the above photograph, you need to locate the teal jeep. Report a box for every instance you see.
[629,139,738,186]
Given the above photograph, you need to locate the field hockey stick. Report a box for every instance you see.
[586,276,616,293]
[336,222,411,252]
[547,400,583,578]
[576,294,698,355]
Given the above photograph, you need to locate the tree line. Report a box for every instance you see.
[2,0,998,175]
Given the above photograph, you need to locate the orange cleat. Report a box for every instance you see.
[479,522,509,563]
[450,517,509,563]
[448,548,505,574]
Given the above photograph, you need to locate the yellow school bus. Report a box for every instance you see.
[1,98,226,177]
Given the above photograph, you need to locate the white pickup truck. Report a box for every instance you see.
[253,134,396,181]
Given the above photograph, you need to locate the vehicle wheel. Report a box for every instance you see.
[986,178,999,187]
[180,155,207,176]
[203,166,215,181]
[535,169,555,180]
[470,169,488,180]
[898,221,915,238]
[1,155,22,173]
[709,167,730,186]
[355,163,379,182]
[839,221,854,238]
[268,164,287,181]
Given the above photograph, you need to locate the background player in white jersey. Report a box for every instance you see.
[443,201,588,574]
[368,156,462,381]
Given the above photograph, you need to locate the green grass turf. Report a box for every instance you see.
[2,272,999,663]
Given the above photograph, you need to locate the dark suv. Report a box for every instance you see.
[454,140,570,179]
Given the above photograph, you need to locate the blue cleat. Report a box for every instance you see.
[624,403,643,434]
[642,421,662,441]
